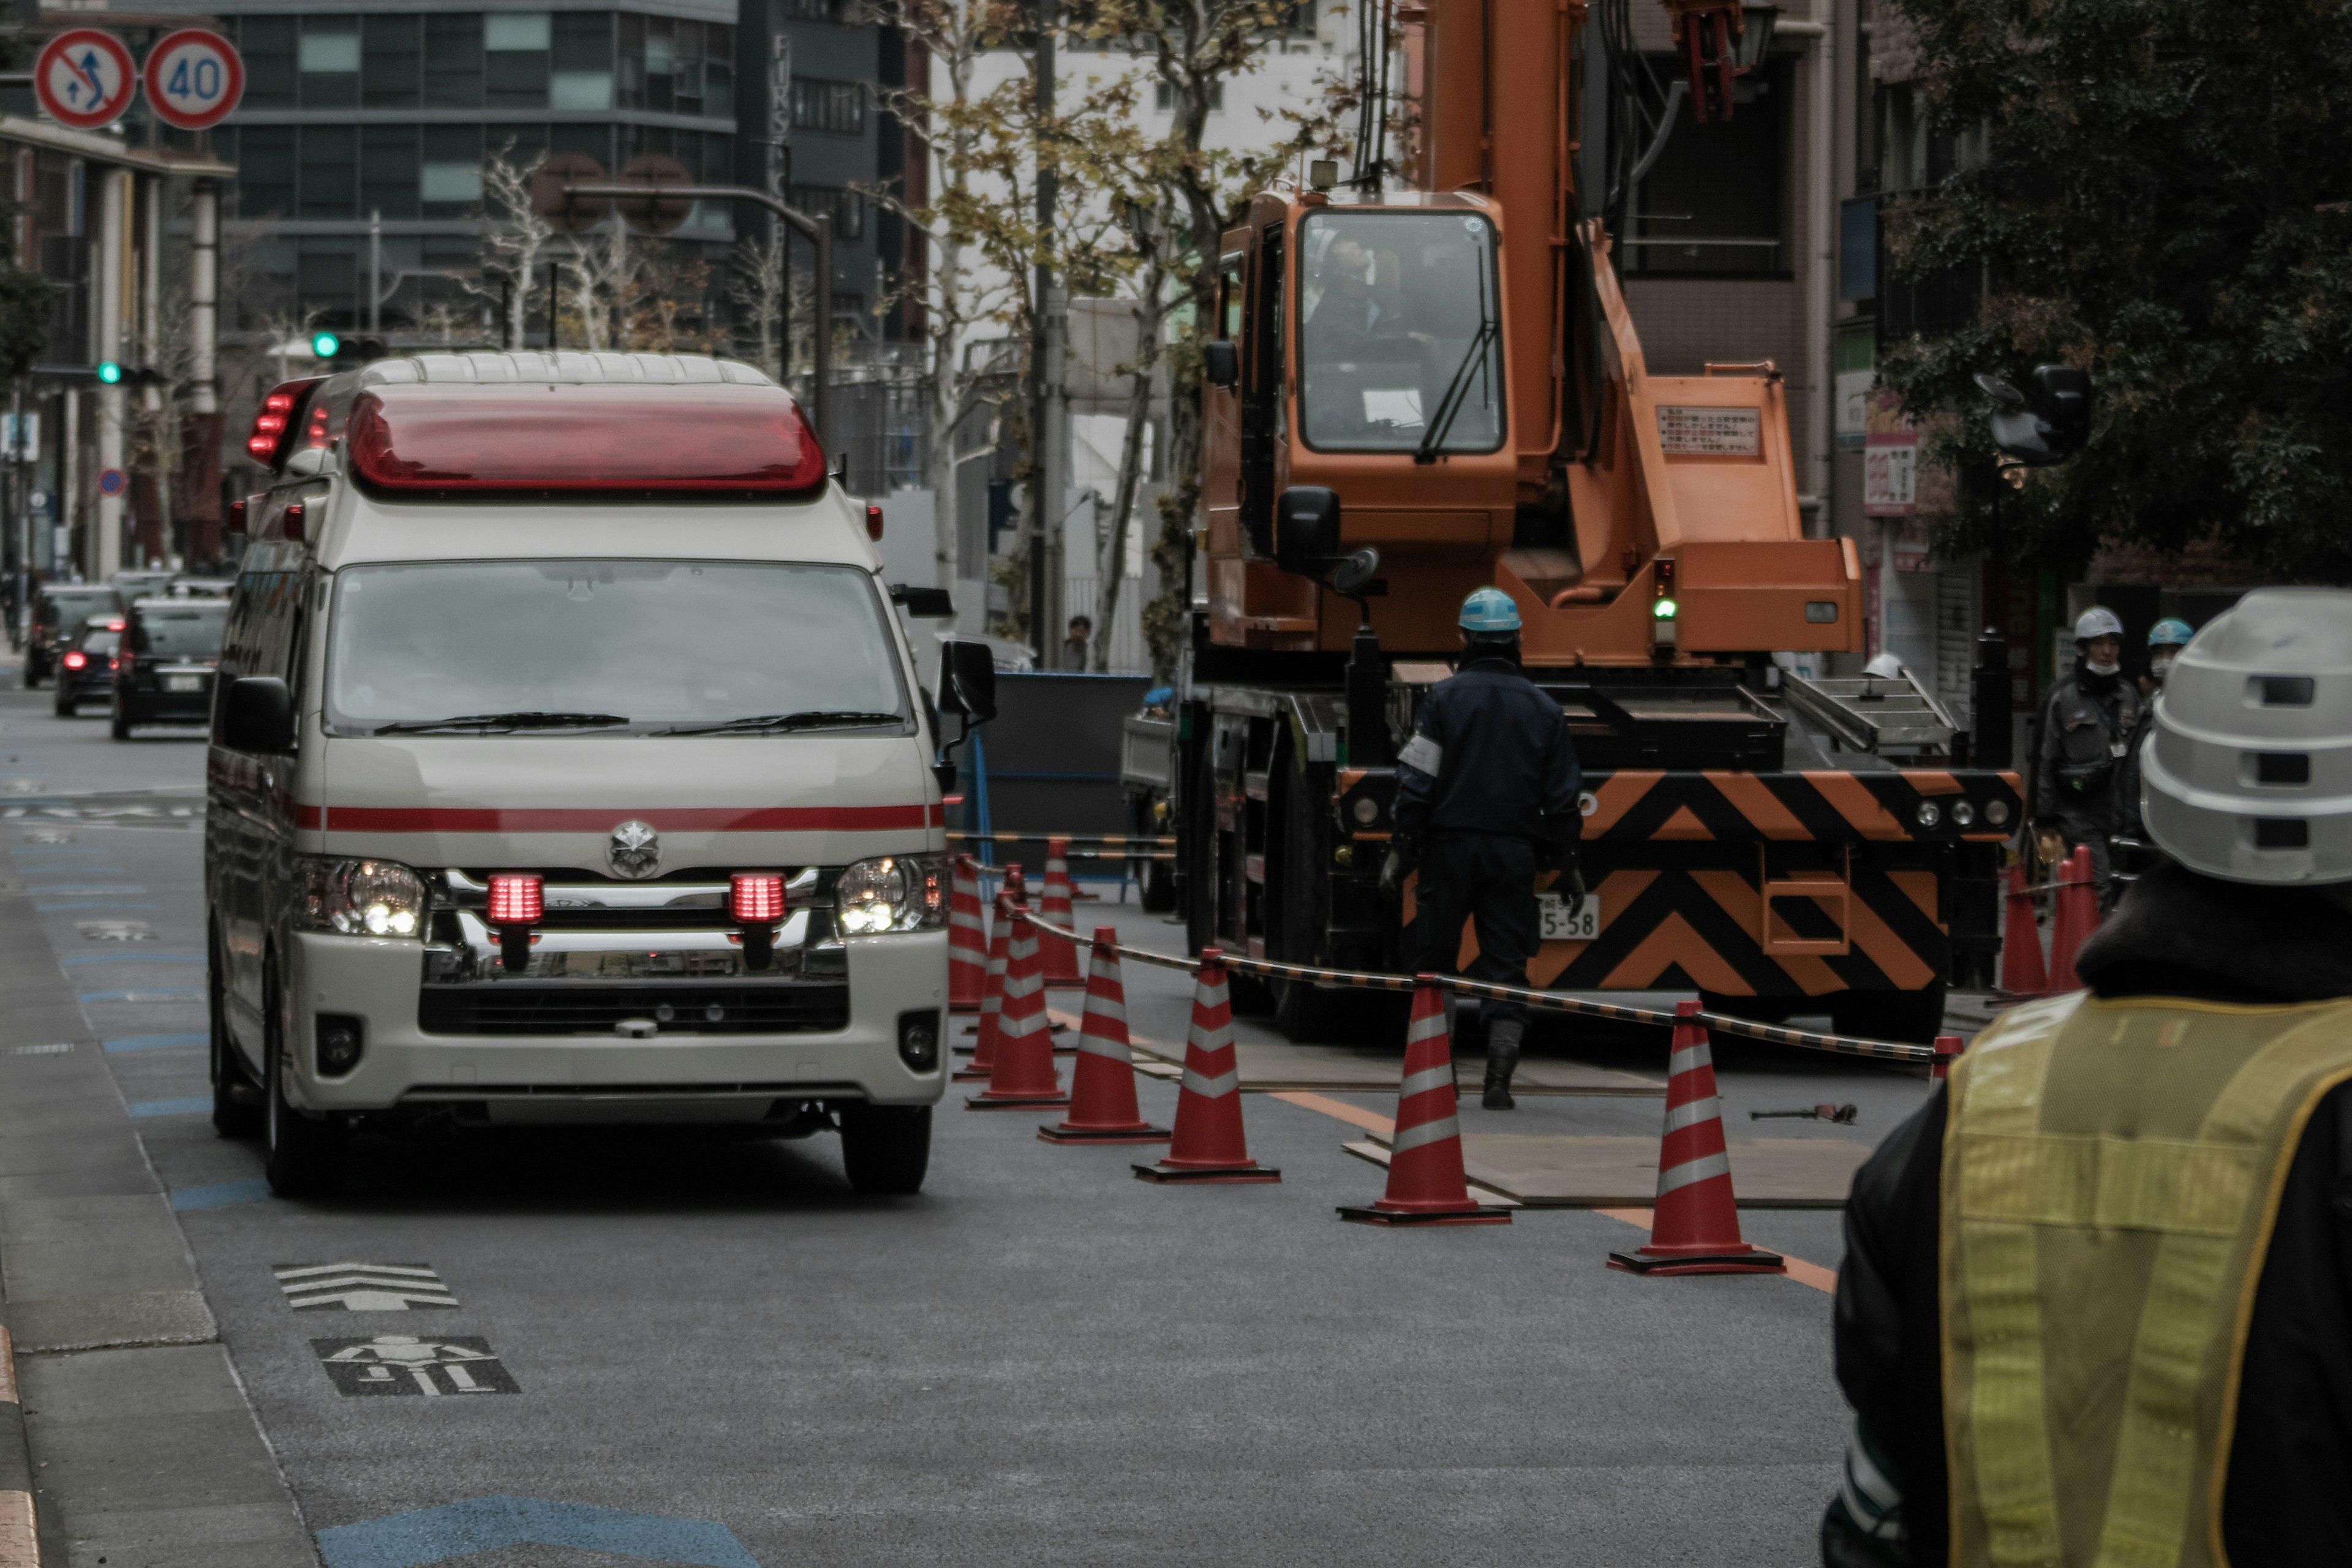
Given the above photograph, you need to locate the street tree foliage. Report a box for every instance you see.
[1880,0,2352,579]
[0,198,50,386]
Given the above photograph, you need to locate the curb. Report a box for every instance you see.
[0,1324,36,1567]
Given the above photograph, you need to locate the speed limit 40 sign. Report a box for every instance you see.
[143,29,244,131]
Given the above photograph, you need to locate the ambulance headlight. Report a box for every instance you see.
[835,854,949,934]
[296,856,427,938]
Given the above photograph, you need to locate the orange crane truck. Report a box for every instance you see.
[1143,0,2020,1042]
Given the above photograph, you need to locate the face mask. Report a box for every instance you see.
[2149,654,2177,682]
[2084,659,2120,677]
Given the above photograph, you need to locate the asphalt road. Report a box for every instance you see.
[0,656,1932,1568]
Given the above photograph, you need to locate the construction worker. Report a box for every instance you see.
[2112,616,2195,861]
[1381,587,1582,1109]
[1820,587,2352,1568]
[2030,605,2143,907]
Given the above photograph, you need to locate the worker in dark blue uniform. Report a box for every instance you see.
[1382,588,1583,1108]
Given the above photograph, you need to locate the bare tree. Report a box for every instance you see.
[729,232,788,381]
[560,219,641,352]
[466,145,554,349]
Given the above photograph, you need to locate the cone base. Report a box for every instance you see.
[951,1067,993,1082]
[1038,1122,1171,1144]
[1608,1247,1786,1276]
[965,1090,1070,1109]
[1131,1161,1281,1184]
[1338,1204,1511,1226]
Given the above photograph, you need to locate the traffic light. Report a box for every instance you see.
[96,360,122,385]
[327,336,390,369]
[311,331,341,359]
[1975,366,2093,468]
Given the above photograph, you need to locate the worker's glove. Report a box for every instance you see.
[1557,862,1587,921]
[1379,848,1409,897]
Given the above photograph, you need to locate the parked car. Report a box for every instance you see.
[53,619,125,715]
[111,568,175,602]
[113,597,229,737]
[25,586,125,687]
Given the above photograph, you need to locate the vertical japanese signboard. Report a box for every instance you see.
[1863,391,1918,518]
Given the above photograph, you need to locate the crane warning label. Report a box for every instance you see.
[1657,407,1761,456]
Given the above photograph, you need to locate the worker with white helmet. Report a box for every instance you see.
[1820,587,2352,1567]
[2029,605,2144,906]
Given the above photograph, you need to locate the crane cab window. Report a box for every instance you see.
[1295,210,1504,454]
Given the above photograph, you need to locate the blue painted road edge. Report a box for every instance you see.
[314,1496,761,1568]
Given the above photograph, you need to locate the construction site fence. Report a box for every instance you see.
[1017,912,1943,1068]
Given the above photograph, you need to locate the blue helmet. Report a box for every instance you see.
[1458,587,1522,635]
[2147,617,2194,649]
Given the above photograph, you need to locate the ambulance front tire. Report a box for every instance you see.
[1828,984,1948,1046]
[838,1103,930,1196]
[262,957,345,1196]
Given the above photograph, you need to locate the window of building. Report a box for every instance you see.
[485,12,552,108]
[551,123,613,167]
[236,17,296,109]
[361,125,420,220]
[237,124,295,217]
[616,13,646,108]
[645,16,674,112]
[551,12,613,111]
[424,14,485,108]
[1626,56,1790,276]
[791,78,865,136]
[300,126,356,219]
[299,17,360,108]
[363,15,421,109]
[700,130,731,184]
[779,0,843,20]
[298,246,356,318]
[422,124,485,217]
[1153,80,1223,111]
[790,184,866,241]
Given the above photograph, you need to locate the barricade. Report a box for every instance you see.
[966,904,1068,1110]
[1039,929,1169,1145]
[1133,948,1280,1183]
[1039,839,1084,987]
[1338,976,1510,1226]
[1607,1002,1785,1276]
[2046,845,2097,992]
[949,854,989,1011]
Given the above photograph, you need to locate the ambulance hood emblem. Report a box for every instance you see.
[608,820,659,879]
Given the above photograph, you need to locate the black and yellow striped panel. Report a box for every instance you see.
[1581,769,2019,845]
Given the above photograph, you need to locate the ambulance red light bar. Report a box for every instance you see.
[345,386,827,496]
[246,377,326,467]
[729,873,786,925]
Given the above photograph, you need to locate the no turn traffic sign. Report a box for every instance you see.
[35,29,137,132]
[143,29,244,131]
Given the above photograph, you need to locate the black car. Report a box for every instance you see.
[113,598,229,737]
[24,585,124,687]
[53,619,125,715]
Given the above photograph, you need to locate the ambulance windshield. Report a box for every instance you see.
[323,560,909,736]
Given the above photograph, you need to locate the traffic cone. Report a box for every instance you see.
[2046,845,2096,992]
[1608,1001,1784,1275]
[1997,862,2048,998]
[948,854,988,1011]
[1340,976,1510,1225]
[1040,927,1169,1144]
[1039,838,1084,987]
[1134,948,1280,1183]
[952,911,1010,1080]
[967,905,1068,1109]
[1932,1033,1966,1080]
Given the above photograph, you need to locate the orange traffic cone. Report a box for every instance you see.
[967,905,1068,1109]
[1608,1001,1784,1275]
[1039,838,1084,987]
[2046,845,2095,992]
[952,911,1009,1080]
[1997,862,2048,998]
[948,853,988,1011]
[1040,927,1169,1144]
[1134,948,1280,1183]
[1340,977,1510,1226]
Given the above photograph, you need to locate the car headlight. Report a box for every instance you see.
[295,856,427,937]
[835,854,948,934]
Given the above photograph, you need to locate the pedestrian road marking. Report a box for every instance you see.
[59,952,199,964]
[314,1496,760,1568]
[37,901,160,912]
[77,921,156,940]
[26,884,147,895]
[314,1336,519,1396]
[78,988,202,1003]
[104,1032,206,1052]
[4,1042,78,1056]
[128,1096,211,1118]
[171,1178,273,1210]
[276,1262,458,1311]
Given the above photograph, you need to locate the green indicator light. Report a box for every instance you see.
[1653,597,1678,620]
[312,332,341,359]
[96,361,122,385]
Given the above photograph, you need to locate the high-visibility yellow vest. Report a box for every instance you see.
[1940,990,2352,1568]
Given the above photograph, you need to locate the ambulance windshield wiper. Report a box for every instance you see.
[657,710,905,736]
[367,711,633,736]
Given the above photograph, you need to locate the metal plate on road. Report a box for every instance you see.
[1536,891,1600,942]
[78,921,154,940]
[315,1335,518,1396]
[278,1262,458,1311]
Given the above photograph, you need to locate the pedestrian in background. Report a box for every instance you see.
[1820,587,2352,1568]
[2111,616,2194,872]
[1382,588,1582,1109]
[2029,606,2142,907]
[1063,614,1092,671]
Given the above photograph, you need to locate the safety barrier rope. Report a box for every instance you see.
[1014,911,1940,1065]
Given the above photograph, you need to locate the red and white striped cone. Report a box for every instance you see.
[952,910,1011,1080]
[948,854,988,1012]
[1133,948,1280,1183]
[967,905,1069,1109]
[1039,838,1084,987]
[1040,928,1169,1144]
[1340,976,1510,1225]
[1608,1000,1784,1275]
[2046,845,2096,992]
[1997,862,2049,998]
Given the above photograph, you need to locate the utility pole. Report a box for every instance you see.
[369,210,383,334]
[1027,0,1059,664]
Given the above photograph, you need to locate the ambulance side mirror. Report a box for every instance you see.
[938,639,998,726]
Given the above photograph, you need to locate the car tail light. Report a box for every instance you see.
[61,651,85,669]
[730,872,786,924]
[865,503,883,541]
[486,873,543,925]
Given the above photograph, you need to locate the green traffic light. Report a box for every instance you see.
[96,361,122,385]
[1653,597,1678,620]
[312,332,341,359]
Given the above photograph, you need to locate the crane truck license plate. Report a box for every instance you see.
[1536,892,1600,943]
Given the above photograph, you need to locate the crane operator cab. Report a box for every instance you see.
[210,352,990,1199]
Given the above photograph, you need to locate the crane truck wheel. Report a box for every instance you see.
[1828,984,1948,1047]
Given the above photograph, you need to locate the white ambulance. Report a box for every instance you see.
[206,352,992,1197]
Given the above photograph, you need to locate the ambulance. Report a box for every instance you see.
[207,352,991,1197]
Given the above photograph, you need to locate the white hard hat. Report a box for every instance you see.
[2074,606,2125,642]
[1863,653,1904,680]
[2139,587,2352,884]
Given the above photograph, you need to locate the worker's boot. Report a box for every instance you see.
[1482,1018,1523,1110]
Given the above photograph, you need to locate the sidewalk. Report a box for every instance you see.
[0,893,316,1566]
